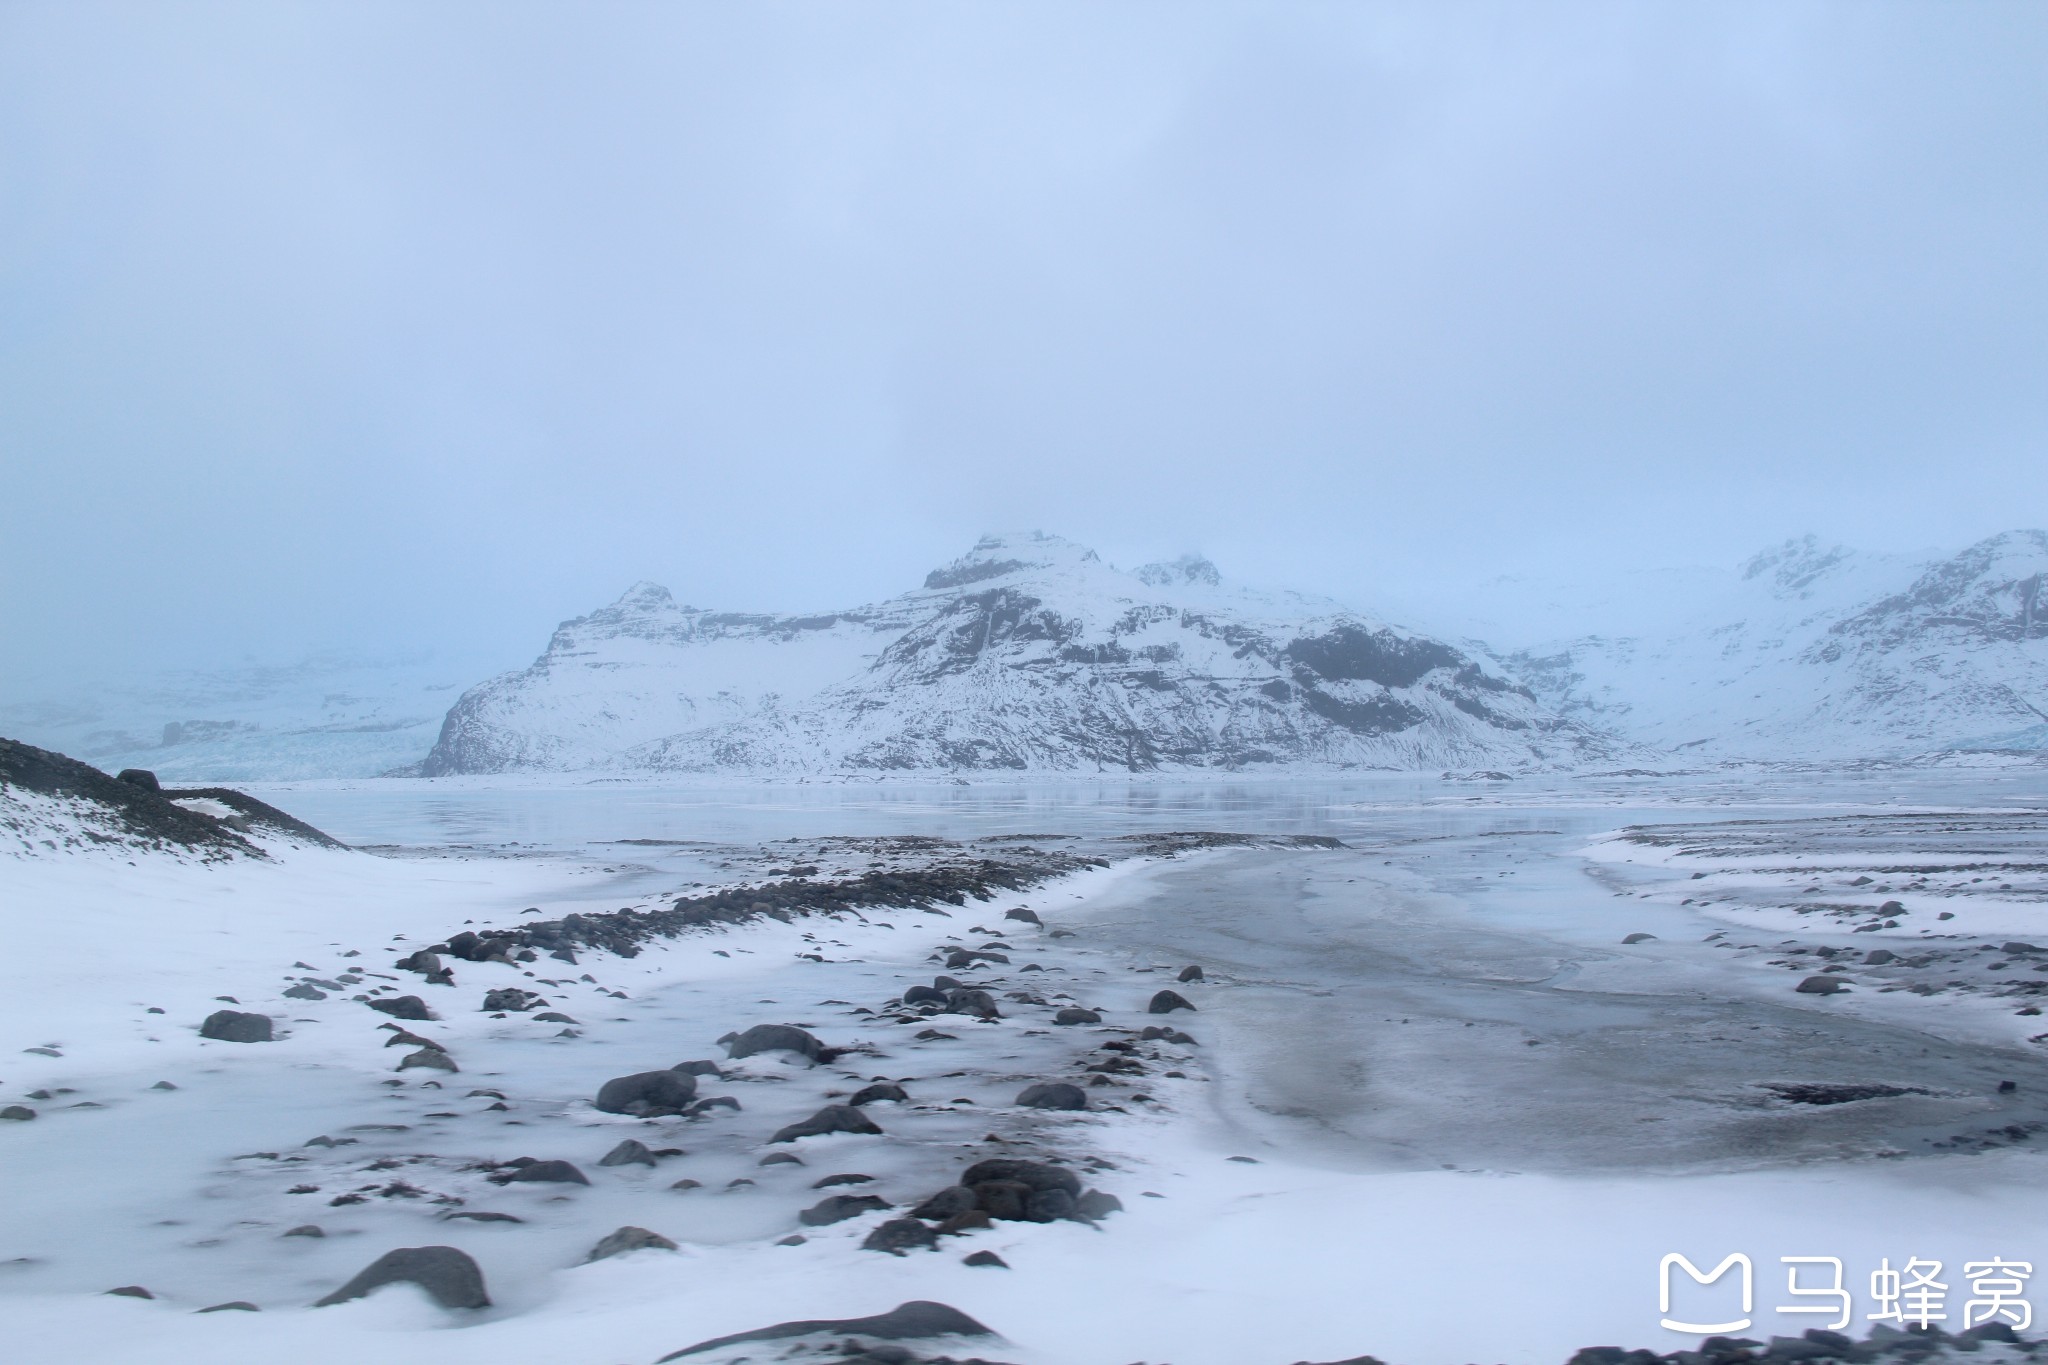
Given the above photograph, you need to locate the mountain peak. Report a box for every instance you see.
[1135,554,1221,589]
[923,532,1100,591]
[1740,536,1854,599]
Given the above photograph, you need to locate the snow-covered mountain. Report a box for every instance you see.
[423,533,1625,776]
[1502,530,2048,760]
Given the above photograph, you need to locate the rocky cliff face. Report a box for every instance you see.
[1504,530,2048,760]
[424,533,1624,775]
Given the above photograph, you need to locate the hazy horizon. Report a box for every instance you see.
[5,3,2044,698]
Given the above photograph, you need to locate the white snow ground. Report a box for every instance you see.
[6,775,2048,1364]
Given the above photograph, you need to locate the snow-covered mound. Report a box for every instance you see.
[425,533,1626,776]
[1503,530,2048,760]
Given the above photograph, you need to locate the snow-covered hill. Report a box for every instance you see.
[424,533,1626,776]
[1502,530,2048,761]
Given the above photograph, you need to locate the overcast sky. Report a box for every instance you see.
[3,1,2044,692]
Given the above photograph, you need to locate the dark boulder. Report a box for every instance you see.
[599,1139,659,1168]
[314,1245,490,1309]
[849,1082,908,1106]
[725,1024,825,1062]
[594,1070,698,1116]
[1004,908,1041,926]
[967,1180,1032,1221]
[1795,976,1847,995]
[506,1159,589,1185]
[367,996,435,1022]
[943,988,1000,1019]
[770,1104,882,1143]
[1053,1007,1101,1025]
[199,1010,274,1043]
[1,1105,37,1121]
[397,1048,457,1073]
[799,1194,891,1226]
[911,1186,977,1220]
[481,988,544,1012]
[656,1300,989,1358]
[116,768,162,792]
[1016,1082,1088,1111]
[859,1219,939,1256]
[1177,965,1204,982]
[1147,990,1196,1014]
[1024,1187,1076,1222]
[1075,1188,1124,1220]
[902,985,947,1006]
[671,1059,725,1077]
[963,1249,1009,1268]
[587,1226,677,1261]
[961,1158,1081,1196]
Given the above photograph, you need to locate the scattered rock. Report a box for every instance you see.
[1146,990,1196,1014]
[532,1012,578,1024]
[115,768,161,792]
[914,1028,957,1041]
[672,1060,726,1078]
[443,1211,523,1224]
[1053,1007,1101,1026]
[656,1299,990,1359]
[1004,908,1041,926]
[1865,949,1898,965]
[1075,1189,1124,1220]
[859,1218,940,1256]
[366,996,435,1022]
[586,1226,678,1261]
[771,1105,882,1143]
[282,1225,324,1238]
[725,1024,826,1062]
[800,1194,891,1226]
[106,1285,153,1299]
[599,1139,659,1168]
[962,1158,1081,1197]
[943,988,1001,1019]
[850,1082,908,1106]
[1016,1082,1088,1111]
[481,988,545,1012]
[962,1249,1009,1268]
[197,1301,259,1313]
[398,1048,458,1073]
[0,1106,34,1121]
[813,1172,875,1188]
[1795,976,1847,995]
[902,985,947,1006]
[1620,933,1657,944]
[505,1159,590,1185]
[283,984,327,1001]
[759,1151,804,1166]
[594,1070,699,1116]
[911,1186,978,1220]
[314,1245,490,1309]
[1177,965,1204,982]
[199,1010,274,1043]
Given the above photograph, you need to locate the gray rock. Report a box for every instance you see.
[911,1185,978,1220]
[366,996,435,1022]
[859,1219,940,1257]
[724,1024,825,1062]
[963,1249,1009,1268]
[968,1179,1032,1220]
[932,976,964,991]
[115,768,161,791]
[943,988,1000,1019]
[481,988,545,1012]
[1621,933,1657,944]
[1177,964,1204,982]
[586,1226,678,1261]
[197,1301,259,1313]
[398,1048,458,1073]
[1053,1007,1101,1025]
[314,1245,490,1309]
[1075,1188,1124,1220]
[656,1299,990,1359]
[902,985,947,1006]
[759,1151,804,1166]
[283,983,327,1001]
[1796,976,1847,995]
[443,1211,523,1223]
[1004,908,1041,926]
[813,1172,876,1188]
[960,1158,1082,1196]
[849,1082,908,1106]
[107,1285,153,1299]
[2004,941,2042,955]
[0,1105,34,1121]
[506,1159,590,1185]
[283,1224,325,1238]
[1146,989,1197,1014]
[770,1104,882,1143]
[1016,1082,1088,1111]
[799,1193,891,1225]
[671,1059,725,1077]
[1865,949,1898,965]
[532,1011,579,1024]
[594,1070,699,1116]
[199,1010,274,1043]
[1024,1187,1076,1222]
[599,1139,658,1168]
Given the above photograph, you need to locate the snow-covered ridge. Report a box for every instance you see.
[424,532,1627,776]
[1503,529,2048,760]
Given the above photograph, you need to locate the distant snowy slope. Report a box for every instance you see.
[1504,531,2048,760]
[426,533,1628,776]
[0,654,486,781]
